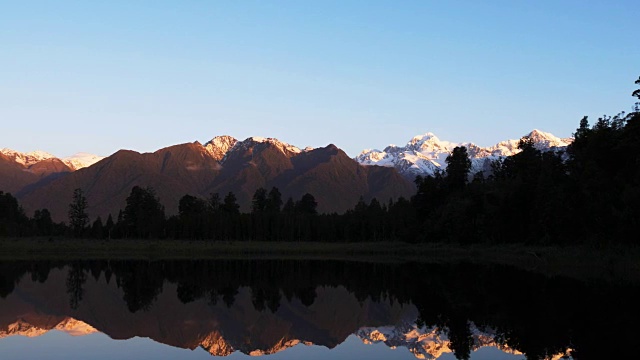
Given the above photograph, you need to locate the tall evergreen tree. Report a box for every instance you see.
[296,193,318,215]
[0,191,27,237]
[105,214,114,240]
[266,187,283,214]
[68,188,89,238]
[222,192,240,214]
[445,146,471,191]
[91,216,104,239]
[123,186,165,239]
[33,209,53,236]
[251,188,267,213]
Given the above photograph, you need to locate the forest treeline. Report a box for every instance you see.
[1,77,639,245]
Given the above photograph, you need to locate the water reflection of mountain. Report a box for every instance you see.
[0,260,637,359]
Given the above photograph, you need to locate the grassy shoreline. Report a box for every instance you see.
[1,238,639,284]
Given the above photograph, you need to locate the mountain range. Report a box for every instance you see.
[0,130,571,222]
[1,137,414,222]
[356,129,573,179]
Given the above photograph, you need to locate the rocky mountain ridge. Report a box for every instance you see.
[1,130,572,220]
[5,136,413,221]
[356,129,573,178]
[0,148,104,170]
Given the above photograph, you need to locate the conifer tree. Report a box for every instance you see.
[68,188,89,238]
[445,146,471,191]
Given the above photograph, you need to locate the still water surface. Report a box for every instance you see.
[0,259,636,359]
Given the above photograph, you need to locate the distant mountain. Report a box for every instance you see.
[62,153,106,171]
[0,148,104,170]
[2,130,572,221]
[14,136,414,221]
[0,152,72,194]
[356,129,573,179]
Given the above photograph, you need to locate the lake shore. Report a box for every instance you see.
[1,238,639,284]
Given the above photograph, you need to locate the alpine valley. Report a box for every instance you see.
[0,130,570,222]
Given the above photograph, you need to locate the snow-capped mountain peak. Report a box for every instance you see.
[356,130,574,179]
[202,135,304,162]
[230,136,302,157]
[62,153,106,170]
[0,148,103,170]
[0,148,56,166]
[243,136,302,155]
[203,135,238,161]
[526,129,573,149]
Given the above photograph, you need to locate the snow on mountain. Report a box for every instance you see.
[356,130,574,179]
[236,136,303,155]
[203,135,238,161]
[62,153,106,170]
[0,148,104,170]
[0,148,56,166]
[202,135,304,163]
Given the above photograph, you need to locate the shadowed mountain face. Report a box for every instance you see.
[18,143,221,222]
[0,153,72,195]
[0,260,606,359]
[15,138,415,221]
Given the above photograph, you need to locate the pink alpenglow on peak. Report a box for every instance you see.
[0,148,104,170]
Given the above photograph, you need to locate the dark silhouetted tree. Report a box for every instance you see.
[105,214,114,240]
[445,146,471,191]
[0,191,27,237]
[251,188,267,213]
[33,209,53,236]
[266,187,283,214]
[68,188,89,238]
[178,194,208,239]
[123,186,165,239]
[222,192,240,214]
[296,193,318,215]
[91,216,104,239]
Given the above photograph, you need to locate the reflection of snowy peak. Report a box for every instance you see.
[0,318,97,339]
[356,130,573,178]
[356,322,572,359]
[0,316,573,359]
[199,331,313,357]
[199,332,235,356]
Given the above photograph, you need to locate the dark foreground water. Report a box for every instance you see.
[0,259,637,359]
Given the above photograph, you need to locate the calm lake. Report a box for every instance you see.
[0,259,637,359]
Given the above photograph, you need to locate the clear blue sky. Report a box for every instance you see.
[1,0,637,157]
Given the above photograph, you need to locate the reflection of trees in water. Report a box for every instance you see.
[65,263,86,310]
[1,260,639,359]
[115,262,165,313]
